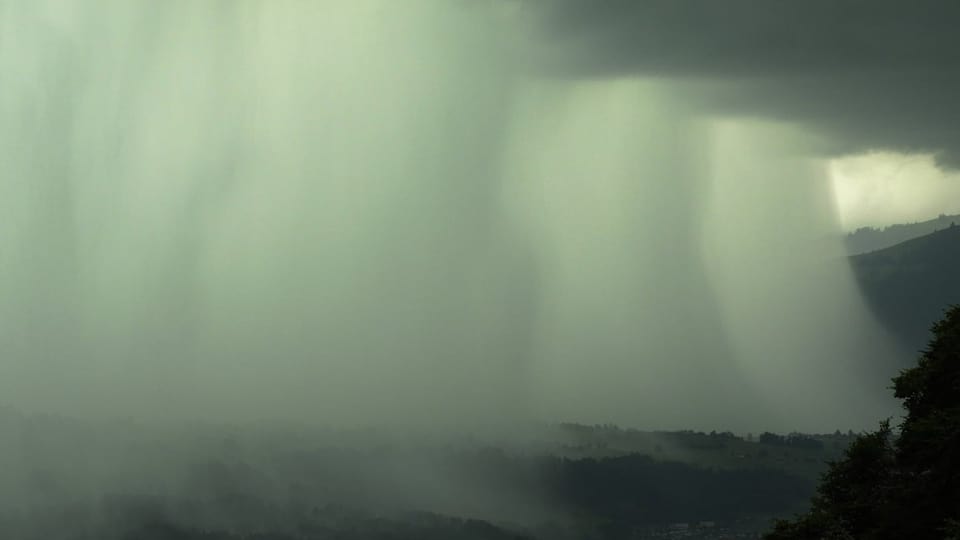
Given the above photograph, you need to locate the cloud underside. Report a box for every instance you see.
[528,0,960,165]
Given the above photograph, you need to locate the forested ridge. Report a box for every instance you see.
[0,413,831,539]
[852,224,960,352]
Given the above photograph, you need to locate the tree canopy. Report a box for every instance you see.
[767,305,960,539]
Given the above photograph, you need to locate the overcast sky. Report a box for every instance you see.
[830,152,960,230]
[522,0,960,227]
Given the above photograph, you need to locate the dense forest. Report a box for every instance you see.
[0,410,846,540]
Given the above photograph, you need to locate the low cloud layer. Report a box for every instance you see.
[525,0,960,166]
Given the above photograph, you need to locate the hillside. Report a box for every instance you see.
[850,223,960,351]
[844,213,960,255]
[0,411,828,540]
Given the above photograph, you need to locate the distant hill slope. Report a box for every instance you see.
[845,213,960,255]
[851,223,960,351]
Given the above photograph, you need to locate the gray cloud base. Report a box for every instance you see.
[527,0,960,165]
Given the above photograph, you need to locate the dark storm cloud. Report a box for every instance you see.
[525,0,960,165]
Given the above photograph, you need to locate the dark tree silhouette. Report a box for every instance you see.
[767,305,960,540]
